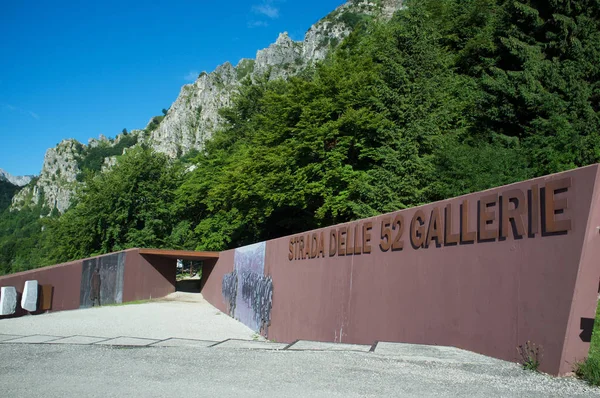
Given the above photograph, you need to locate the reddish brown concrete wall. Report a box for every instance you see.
[201,250,234,314]
[203,165,600,375]
[122,250,177,302]
[0,260,83,314]
[560,168,600,374]
[0,249,178,316]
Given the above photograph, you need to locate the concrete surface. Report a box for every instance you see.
[96,337,160,346]
[374,341,500,364]
[0,334,21,342]
[5,335,62,344]
[214,339,288,350]
[0,292,259,341]
[289,340,371,352]
[49,336,108,345]
[150,338,217,348]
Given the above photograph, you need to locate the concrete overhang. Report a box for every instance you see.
[137,249,219,261]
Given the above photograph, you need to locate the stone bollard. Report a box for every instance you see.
[0,286,17,316]
[21,280,38,312]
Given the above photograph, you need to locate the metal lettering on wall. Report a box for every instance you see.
[222,242,274,334]
[288,178,573,260]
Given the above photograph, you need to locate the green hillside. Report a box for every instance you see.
[0,180,18,212]
[3,0,600,271]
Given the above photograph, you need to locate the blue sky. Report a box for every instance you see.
[0,0,344,176]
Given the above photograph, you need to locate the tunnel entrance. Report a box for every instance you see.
[176,260,203,293]
[137,249,219,298]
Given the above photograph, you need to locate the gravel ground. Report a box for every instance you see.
[0,344,597,398]
[0,293,598,397]
[0,293,259,341]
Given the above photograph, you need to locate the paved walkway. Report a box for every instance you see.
[0,330,511,365]
[0,292,258,341]
[0,291,519,363]
[0,292,598,397]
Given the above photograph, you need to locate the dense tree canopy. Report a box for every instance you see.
[1,0,599,273]
[0,180,19,212]
[45,146,182,261]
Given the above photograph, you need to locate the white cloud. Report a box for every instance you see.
[2,103,39,120]
[248,20,269,28]
[184,71,199,82]
[252,3,279,19]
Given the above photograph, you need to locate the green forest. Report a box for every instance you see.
[2,0,600,273]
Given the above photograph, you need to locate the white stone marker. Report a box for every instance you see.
[0,286,17,316]
[21,280,38,312]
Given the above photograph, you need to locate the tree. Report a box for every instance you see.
[47,147,182,262]
[451,0,600,175]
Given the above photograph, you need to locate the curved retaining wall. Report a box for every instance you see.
[201,164,600,375]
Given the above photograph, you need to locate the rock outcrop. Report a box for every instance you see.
[11,139,81,213]
[11,132,140,213]
[0,169,34,187]
[145,0,403,157]
[8,0,403,213]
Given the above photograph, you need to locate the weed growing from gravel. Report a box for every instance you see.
[517,341,542,371]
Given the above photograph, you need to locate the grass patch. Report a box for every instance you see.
[576,299,600,386]
[101,299,152,307]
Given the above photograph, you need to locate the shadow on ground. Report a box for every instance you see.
[176,278,200,293]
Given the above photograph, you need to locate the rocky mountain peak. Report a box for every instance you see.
[275,32,293,46]
[0,169,35,187]
[146,0,403,160]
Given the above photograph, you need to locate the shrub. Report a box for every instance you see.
[337,12,370,29]
[146,116,164,133]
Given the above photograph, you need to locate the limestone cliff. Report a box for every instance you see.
[0,169,34,187]
[12,140,80,213]
[145,0,403,157]
[9,0,403,213]
[11,132,141,213]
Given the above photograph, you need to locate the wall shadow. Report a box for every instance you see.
[580,317,595,343]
